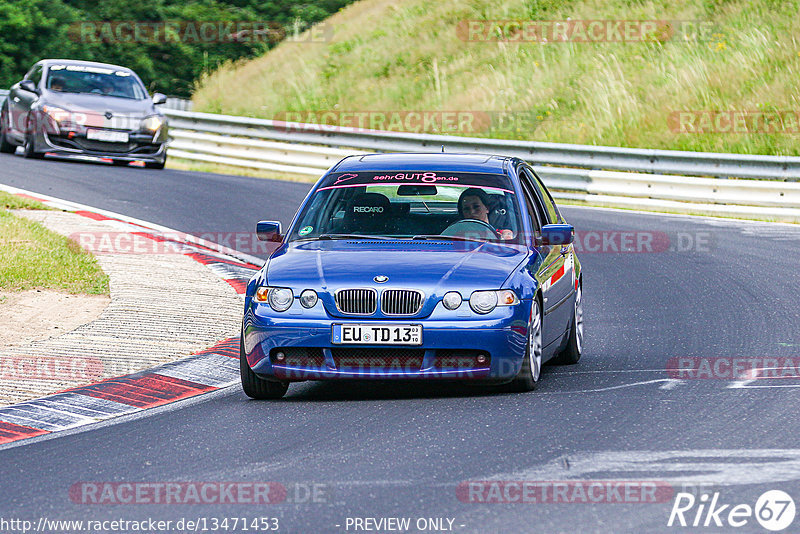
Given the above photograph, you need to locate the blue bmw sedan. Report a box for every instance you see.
[241,153,583,398]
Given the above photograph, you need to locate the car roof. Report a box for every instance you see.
[331,153,512,175]
[38,59,135,73]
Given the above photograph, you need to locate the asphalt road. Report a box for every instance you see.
[2,152,800,533]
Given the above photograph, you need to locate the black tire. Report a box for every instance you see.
[0,108,15,154]
[146,154,166,169]
[23,119,43,159]
[553,282,583,365]
[508,298,543,392]
[240,336,289,399]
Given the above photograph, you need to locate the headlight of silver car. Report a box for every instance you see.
[469,290,519,314]
[141,115,163,134]
[42,105,70,124]
[254,286,293,312]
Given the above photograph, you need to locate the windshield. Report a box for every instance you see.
[288,170,524,243]
[46,65,147,100]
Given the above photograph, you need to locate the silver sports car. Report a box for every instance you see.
[1,59,168,169]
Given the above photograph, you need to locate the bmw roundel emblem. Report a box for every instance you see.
[374,275,389,283]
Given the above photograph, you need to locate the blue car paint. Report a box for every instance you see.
[242,153,581,382]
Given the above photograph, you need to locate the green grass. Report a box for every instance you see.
[0,191,55,211]
[193,0,800,156]
[0,198,109,295]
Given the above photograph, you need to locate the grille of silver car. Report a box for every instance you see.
[335,289,377,315]
[381,289,424,315]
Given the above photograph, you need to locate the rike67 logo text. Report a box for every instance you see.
[668,490,796,531]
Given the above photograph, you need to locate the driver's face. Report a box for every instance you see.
[461,195,489,223]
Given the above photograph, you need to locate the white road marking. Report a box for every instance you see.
[540,378,683,394]
[727,367,800,389]
[658,379,684,390]
[493,450,800,486]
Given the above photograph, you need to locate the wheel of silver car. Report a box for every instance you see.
[23,119,42,159]
[0,107,15,154]
[554,281,583,364]
[509,298,542,391]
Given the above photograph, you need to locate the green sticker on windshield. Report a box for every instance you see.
[299,226,313,236]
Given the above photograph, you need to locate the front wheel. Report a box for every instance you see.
[23,120,43,159]
[0,108,15,154]
[553,283,583,364]
[240,336,289,399]
[508,298,543,392]
[146,154,166,169]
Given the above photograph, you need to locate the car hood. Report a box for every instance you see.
[267,240,529,295]
[44,92,157,119]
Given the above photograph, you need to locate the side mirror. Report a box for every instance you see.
[152,93,167,105]
[256,220,283,242]
[540,224,574,246]
[19,80,38,94]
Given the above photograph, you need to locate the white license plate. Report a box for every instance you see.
[86,129,128,143]
[332,324,422,345]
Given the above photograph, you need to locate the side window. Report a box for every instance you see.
[27,65,43,86]
[517,167,545,232]
[527,168,558,224]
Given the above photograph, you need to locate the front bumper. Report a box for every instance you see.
[37,129,167,163]
[242,301,531,381]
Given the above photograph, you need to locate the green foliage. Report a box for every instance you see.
[193,0,800,156]
[0,0,355,97]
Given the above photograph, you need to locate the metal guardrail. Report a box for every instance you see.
[162,108,800,222]
[163,109,800,181]
[164,97,193,111]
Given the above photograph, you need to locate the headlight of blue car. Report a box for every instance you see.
[468,290,520,314]
[255,286,294,312]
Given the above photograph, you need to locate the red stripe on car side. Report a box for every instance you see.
[551,265,565,285]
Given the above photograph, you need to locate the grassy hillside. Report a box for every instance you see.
[193,0,800,156]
